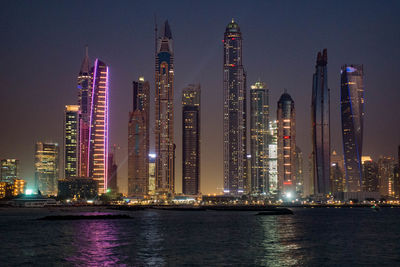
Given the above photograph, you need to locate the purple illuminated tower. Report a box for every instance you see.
[88,59,109,194]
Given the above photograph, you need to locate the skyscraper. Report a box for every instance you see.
[362,157,379,192]
[64,105,80,178]
[88,59,109,194]
[182,84,201,195]
[155,21,175,194]
[35,142,59,195]
[223,19,247,195]
[268,120,278,194]
[77,46,91,177]
[107,151,118,193]
[277,92,296,197]
[128,77,150,196]
[250,81,269,194]
[341,64,364,192]
[148,154,156,196]
[0,159,20,183]
[378,156,396,197]
[312,49,330,195]
[330,150,345,193]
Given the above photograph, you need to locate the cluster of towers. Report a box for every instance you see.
[63,47,110,195]
[222,20,369,199]
[128,21,201,197]
[58,19,372,199]
[124,19,370,199]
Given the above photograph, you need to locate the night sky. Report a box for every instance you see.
[1,0,399,194]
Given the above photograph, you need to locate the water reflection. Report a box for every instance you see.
[257,214,305,266]
[136,211,165,266]
[66,219,127,266]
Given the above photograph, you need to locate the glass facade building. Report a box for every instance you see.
[77,46,91,177]
[0,159,20,183]
[182,84,201,195]
[340,64,364,192]
[330,150,345,193]
[311,49,330,195]
[155,21,175,195]
[35,142,59,195]
[128,77,150,196]
[250,81,269,194]
[64,105,80,178]
[223,19,247,195]
[362,157,379,192]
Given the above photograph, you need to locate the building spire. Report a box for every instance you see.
[79,45,90,75]
[163,20,172,39]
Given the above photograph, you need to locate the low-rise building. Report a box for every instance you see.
[58,177,98,200]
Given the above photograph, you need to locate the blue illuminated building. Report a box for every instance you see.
[340,64,364,192]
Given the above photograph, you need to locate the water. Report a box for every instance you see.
[1,207,400,266]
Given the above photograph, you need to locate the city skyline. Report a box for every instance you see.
[1,1,399,194]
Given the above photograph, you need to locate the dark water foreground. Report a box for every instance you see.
[0,207,399,266]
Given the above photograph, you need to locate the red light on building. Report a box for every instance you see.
[222,40,224,42]
[232,37,235,40]
[283,181,292,185]
[284,136,290,139]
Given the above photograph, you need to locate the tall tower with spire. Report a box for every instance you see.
[155,20,175,194]
[223,19,247,195]
[311,49,331,195]
[77,46,91,177]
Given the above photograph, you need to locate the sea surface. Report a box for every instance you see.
[0,207,400,266]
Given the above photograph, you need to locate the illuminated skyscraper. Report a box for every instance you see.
[77,46,91,177]
[330,150,345,192]
[312,49,330,195]
[0,159,20,183]
[128,77,150,196]
[64,105,80,178]
[268,121,278,194]
[148,154,156,196]
[362,157,379,192]
[182,84,201,195]
[340,64,364,192]
[378,156,396,197]
[250,81,269,194]
[277,92,296,196]
[88,59,109,194]
[35,142,59,195]
[155,21,175,194]
[223,19,247,195]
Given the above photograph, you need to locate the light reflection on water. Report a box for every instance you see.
[67,220,127,266]
[257,215,303,266]
[0,208,400,266]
